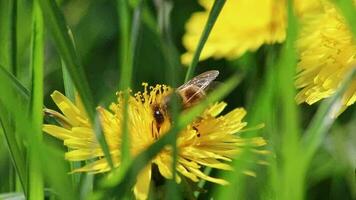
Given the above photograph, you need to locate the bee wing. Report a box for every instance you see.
[177,70,219,91]
[177,70,219,103]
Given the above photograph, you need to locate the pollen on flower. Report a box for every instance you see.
[43,84,267,200]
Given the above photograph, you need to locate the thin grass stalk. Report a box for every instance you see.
[277,1,303,199]
[117,0,133,166]
[78,174,94,200]
[278,0,300,157]
[9,166,15,192]
[155,0,181,198]
[261,48,280,200]
[0,1,12,72]
[62,63,82,186]
[62,28,82,187]
[184,0,226,82]
[37,0,113,168]
[10,0,17,76]
[27,0,44,199]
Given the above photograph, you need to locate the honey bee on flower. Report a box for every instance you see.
[43,71,268,200]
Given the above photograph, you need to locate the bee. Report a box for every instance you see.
[176,70,219,109]
[151,70,219,139]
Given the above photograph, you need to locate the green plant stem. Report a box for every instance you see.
[156,0,181,198]
[276,1,302,199]
[184,0,226,82]
[117,0,133,167]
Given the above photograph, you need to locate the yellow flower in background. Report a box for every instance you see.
[43,84,267,200]
[181,0,321,65]
[295,2,356,114]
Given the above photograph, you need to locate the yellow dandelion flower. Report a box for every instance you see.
[181,0,321,65]
[295,2,356,113]
[43,84,267,200]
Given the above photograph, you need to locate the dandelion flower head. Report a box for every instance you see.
[295,1,356,113]
[43,84,267,199]
[181,0,321,65]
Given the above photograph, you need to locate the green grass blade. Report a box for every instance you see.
[93,73,243,199]
[302,67,356,164]
[0,65,30,100]
[62,62,83,186]
[62,64,75,101]
[184,0,226,82]
[117,0,133,167]
[62,27,78,101]
[10,0,17,76]
[0,107,26,195]
[277,1,304,199]
[277,0,300,154]
[0,1,14,73]
[61,28,82,186]
[27,1,44,199]
[155,0,181,198]
[37,0,113,167]
[0,65,29,194]
[78,174,94,200]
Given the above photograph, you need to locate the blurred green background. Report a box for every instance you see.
[0,0,355,199]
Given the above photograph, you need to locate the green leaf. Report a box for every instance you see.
[184,0,226,82]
